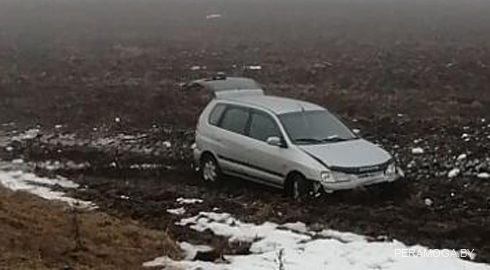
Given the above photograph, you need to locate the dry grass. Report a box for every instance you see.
[252,203,276,223]
[0,187,181,269]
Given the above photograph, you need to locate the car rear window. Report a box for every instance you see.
[208,104,227,126]
[219,106,250,134]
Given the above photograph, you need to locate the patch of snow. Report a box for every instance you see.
[167,207,186,216]
[12,159,24,164]
[279,222,308,234]
[477,172,490,179]
[144,257,218,269]
[407,160,416,168]
[1,122,15,127]
[456,154,467,161]
[317,229,366,243]
[55,124,63,129]
[5,146,13,152]
[176,197,203,205]
[245,65,262,70]
[12,128,40,141]
[163,141,172,148]
[114,117,121,123]
[119,195,130,200]
[190,65,207,71]
[179,241,214,260]
[35,160,90,171]
[424,198,433,207]
[352,128,361,134]
[0,167,95,208]
[448,168,460,178]
[129,163,162,170]
[177,212,280,244]
[411,147,424,154]
[461,133,469,139]
[121,134,136,140]
[146,211,489,270]
[206,14,222,19]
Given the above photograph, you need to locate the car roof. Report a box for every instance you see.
[223,95,326,115]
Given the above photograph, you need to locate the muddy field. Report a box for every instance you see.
[1,0,490,267]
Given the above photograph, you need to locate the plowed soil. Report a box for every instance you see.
[1,0,490,265]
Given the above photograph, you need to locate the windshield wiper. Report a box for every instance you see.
[294,136,355,144]
[320,135,354,142]
[293,138,324,144]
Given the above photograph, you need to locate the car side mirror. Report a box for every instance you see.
[266,136,285,148]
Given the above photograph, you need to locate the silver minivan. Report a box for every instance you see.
[189,75,403,199]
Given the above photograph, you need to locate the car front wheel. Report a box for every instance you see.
[289,173,313,201]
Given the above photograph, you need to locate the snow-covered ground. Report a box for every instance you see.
[0,161,95,208]
[177,197,204,205]
[145,211,490,270]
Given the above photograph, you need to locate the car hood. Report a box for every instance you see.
[299,139,392,168]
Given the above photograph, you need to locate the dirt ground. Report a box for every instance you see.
[1,0,490,266]
[0,186,181,269]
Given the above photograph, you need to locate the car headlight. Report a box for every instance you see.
[321,171,335,183]
[385,163,396,175]
[331,171,351,182]
[321,171,351,183]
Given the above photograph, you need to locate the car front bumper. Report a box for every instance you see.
[320,170,402,192]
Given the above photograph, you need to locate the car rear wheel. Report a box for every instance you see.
[200,154,222,183]
[289,174,313,201]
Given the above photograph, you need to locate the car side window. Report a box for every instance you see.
[248,111,281,142]
[208,104,227,126]
[219,106,250,135]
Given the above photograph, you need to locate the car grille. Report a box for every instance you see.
[357,171,385,179]
[330,160,391,175]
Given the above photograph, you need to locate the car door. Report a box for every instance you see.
[242,109,288,186]
[214,105,252,174]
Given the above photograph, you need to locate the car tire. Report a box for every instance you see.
[289,173,313,202]
[200,154,222,184]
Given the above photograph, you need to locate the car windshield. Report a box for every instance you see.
[278,110,357,145]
